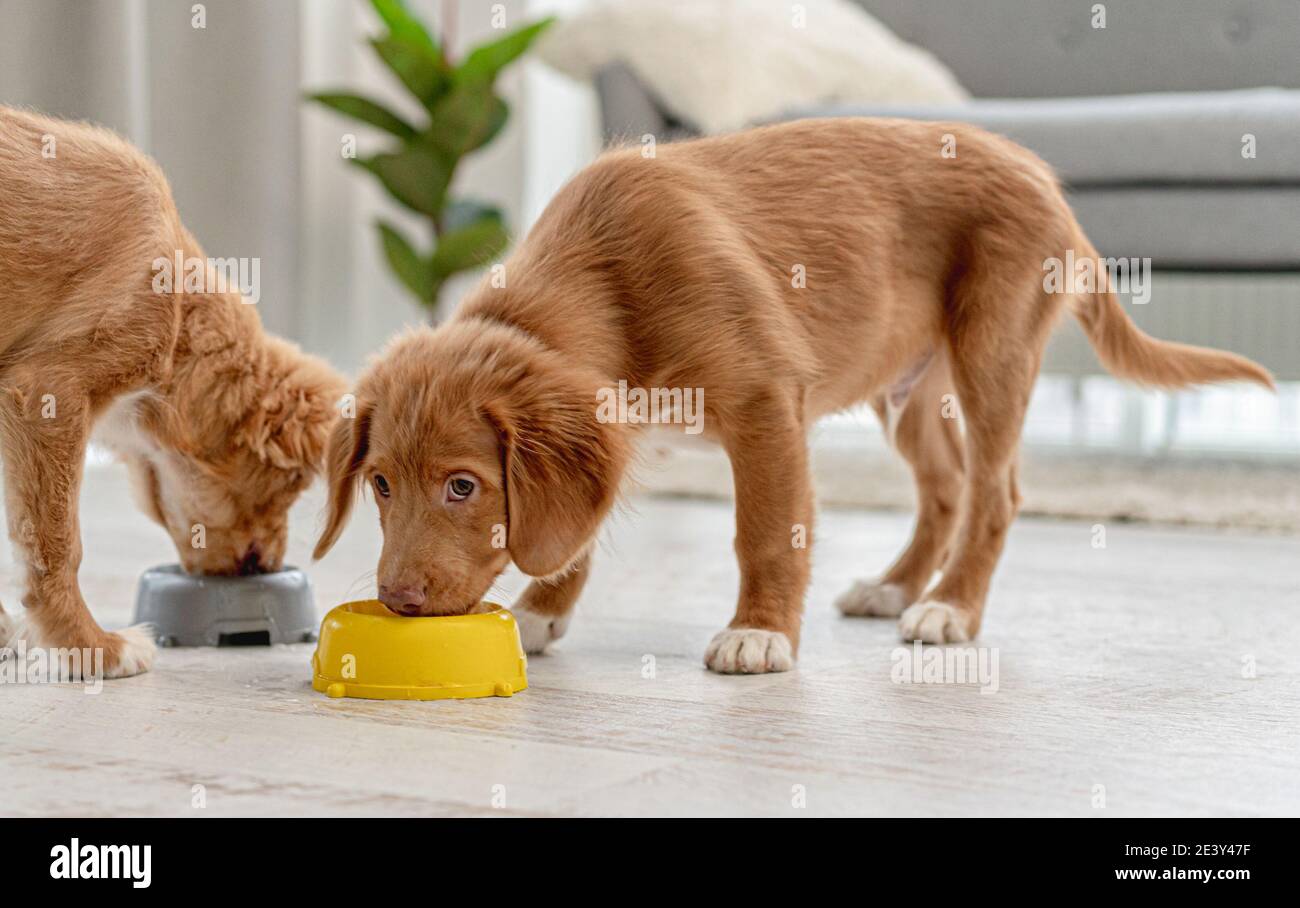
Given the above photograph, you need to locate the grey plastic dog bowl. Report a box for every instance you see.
[131,564,320,647]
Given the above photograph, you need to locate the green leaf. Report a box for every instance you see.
[352,145,451,217]
[308,92,416,139]
[443,198,503,233]
[370,0,443,61]
[430,216,510,279]
[377,221,434,302]
[424,83,508,158]
[455,17,555,86]
[371,34,448,105]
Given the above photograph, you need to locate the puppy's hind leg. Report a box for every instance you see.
[899,265,1058,644]
[836,353,965,618]
[513,550,591,654]
[706,392,811,674]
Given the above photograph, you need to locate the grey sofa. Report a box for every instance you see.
[594,0,1300,379]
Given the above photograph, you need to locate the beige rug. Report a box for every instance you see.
[635,438,1299,533]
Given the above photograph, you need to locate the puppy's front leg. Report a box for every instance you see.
[513,550,590,654]
[0,390,155,678]
[706,398,811,674]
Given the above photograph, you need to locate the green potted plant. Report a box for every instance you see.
[309,0,553,316]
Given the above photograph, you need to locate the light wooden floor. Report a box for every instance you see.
[3,463,1298,817]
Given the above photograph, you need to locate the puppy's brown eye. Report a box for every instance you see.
[446,475,475,502]
[373,474,390,498]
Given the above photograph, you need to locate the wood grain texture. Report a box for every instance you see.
[2,463,1297,816]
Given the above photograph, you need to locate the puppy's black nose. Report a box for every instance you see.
[237,544,263,576]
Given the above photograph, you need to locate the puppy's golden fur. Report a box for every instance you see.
[0,106,345,677]
[316,118,1271,673]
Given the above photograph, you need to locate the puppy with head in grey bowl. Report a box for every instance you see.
[0,105,345,678]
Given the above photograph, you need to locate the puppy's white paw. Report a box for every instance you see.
[103,625,157,679]
[513,607,571,655]
[835,580,909,617]
[704,628,794,674]
[0,621,155,680]
[898,601,971,644]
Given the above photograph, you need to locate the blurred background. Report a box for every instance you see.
[1,0,1295,529]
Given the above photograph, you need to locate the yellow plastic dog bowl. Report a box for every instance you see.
[311,600,528,700]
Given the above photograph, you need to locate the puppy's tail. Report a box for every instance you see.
[1068,238,1274,391]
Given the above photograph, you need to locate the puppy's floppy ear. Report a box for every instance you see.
[246,392,341,474]
[242,347,348,474]
[313,401,372,560]
[485,368,630,578]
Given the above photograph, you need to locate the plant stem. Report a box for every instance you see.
[434,1,455,244]
[441,0,458,65]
